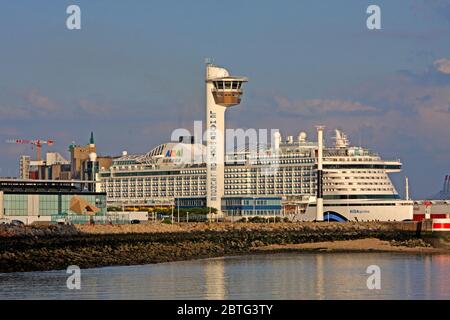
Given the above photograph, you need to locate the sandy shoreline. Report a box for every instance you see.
[253,238,449,254]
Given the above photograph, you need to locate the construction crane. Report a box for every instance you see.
[5,139,55,161]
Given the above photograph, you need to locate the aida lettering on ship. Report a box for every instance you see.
[99,63,413,222]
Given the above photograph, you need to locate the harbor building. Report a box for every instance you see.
[19,152,71,180]
[99,63,413,222]
[0,179,106,225]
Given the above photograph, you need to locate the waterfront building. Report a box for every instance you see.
[0,179,106,224]
[19,152,71,180]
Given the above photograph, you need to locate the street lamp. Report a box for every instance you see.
[171,202,174,224]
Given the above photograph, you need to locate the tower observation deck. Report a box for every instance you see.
[205,64,247,216]
[211,77,247,107]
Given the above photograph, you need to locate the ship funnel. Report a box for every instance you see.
[287,136,293,144]
[335,129,349,148]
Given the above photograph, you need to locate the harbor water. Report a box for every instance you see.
[0,252,449,300]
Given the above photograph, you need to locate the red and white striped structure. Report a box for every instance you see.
[413,200,450,221]
[431,218,450,232]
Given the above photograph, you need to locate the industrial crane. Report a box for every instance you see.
[5,139,55,161]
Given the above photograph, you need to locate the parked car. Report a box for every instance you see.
[55,218,66,225]
[11,220,24,226]
[0,218,10,225]
[130,219,141,224]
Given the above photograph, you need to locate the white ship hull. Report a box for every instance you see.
[296,200,414,222]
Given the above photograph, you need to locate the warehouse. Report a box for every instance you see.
[0,179,106,225]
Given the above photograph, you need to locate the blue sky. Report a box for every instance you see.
[1,0,450,198]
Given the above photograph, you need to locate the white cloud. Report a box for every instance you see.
[275,97,377,116]
[23,89,61,113]
[433,58,450,74]
[78,99,110,115]
[0,89,68,120]
[0,105,32,119]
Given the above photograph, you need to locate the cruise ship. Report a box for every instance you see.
[98,63,413,222]
[99,128,412,221]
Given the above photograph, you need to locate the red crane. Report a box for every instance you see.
[5,139,55,161]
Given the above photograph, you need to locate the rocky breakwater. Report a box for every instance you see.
[0,222,431,273]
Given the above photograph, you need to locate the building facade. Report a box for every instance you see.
[0,179,106,224]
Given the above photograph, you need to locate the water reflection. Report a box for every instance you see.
[315,254,324,299]
[0,253,449,300]
[430,254,450,298]
[204,258,225,299]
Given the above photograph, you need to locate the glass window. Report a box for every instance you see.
[39,195,59,216]
[3,194,28,216]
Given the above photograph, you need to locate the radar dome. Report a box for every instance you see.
[298,132,307,142]
[89,152,97,162]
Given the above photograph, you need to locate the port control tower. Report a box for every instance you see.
[205,63,247,216]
